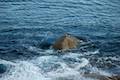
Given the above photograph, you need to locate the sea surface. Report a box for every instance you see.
[0,0,120,80]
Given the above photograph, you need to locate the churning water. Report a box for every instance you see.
[0,0,120,80]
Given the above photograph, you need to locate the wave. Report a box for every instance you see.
[0,50,113,80]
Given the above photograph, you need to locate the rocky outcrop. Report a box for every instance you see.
[52,33,83,51]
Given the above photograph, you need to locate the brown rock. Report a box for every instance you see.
[108,75,120,80]
[83,73,120,80]
[52,33,82,51]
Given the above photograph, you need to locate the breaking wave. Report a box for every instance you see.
[0,50,114,80]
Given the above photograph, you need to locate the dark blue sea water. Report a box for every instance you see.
[0,0,120,80]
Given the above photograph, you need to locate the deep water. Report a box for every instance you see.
[0,0,120,80]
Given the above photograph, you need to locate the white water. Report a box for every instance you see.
[0,50,112,80]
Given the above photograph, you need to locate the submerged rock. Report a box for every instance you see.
[40,32,56,49]
[0,64,7,74]
[52,33,83,51]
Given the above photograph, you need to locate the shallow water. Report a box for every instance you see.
[0,0,120,80]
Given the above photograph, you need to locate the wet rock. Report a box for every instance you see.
[52,33,83,51]
[108,75,120,80]
[40,36,56,49]
[0,64,7,74]
[40,41,52,49]
[83,73,120,80]
[40,32,56,49]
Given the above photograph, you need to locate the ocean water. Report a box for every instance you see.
[0,0,120,80]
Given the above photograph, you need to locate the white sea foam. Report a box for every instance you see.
[0,59,16,66]
[83,50,100,56]
[1,61,51,80]
[0,50,113,80]
[75,58,89,70]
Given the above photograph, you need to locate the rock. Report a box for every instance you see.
[83,73,120,80]
[83,73,111,80]
[0,64,7,74]
[52,33,83,51]
[40,32,56,49]
[108,75,120,80]
[40,38,54,49]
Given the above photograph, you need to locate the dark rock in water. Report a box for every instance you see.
[0,64,7,74]
[52,33,83,51]
[40,34,56,49]
[40,42,52,49]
